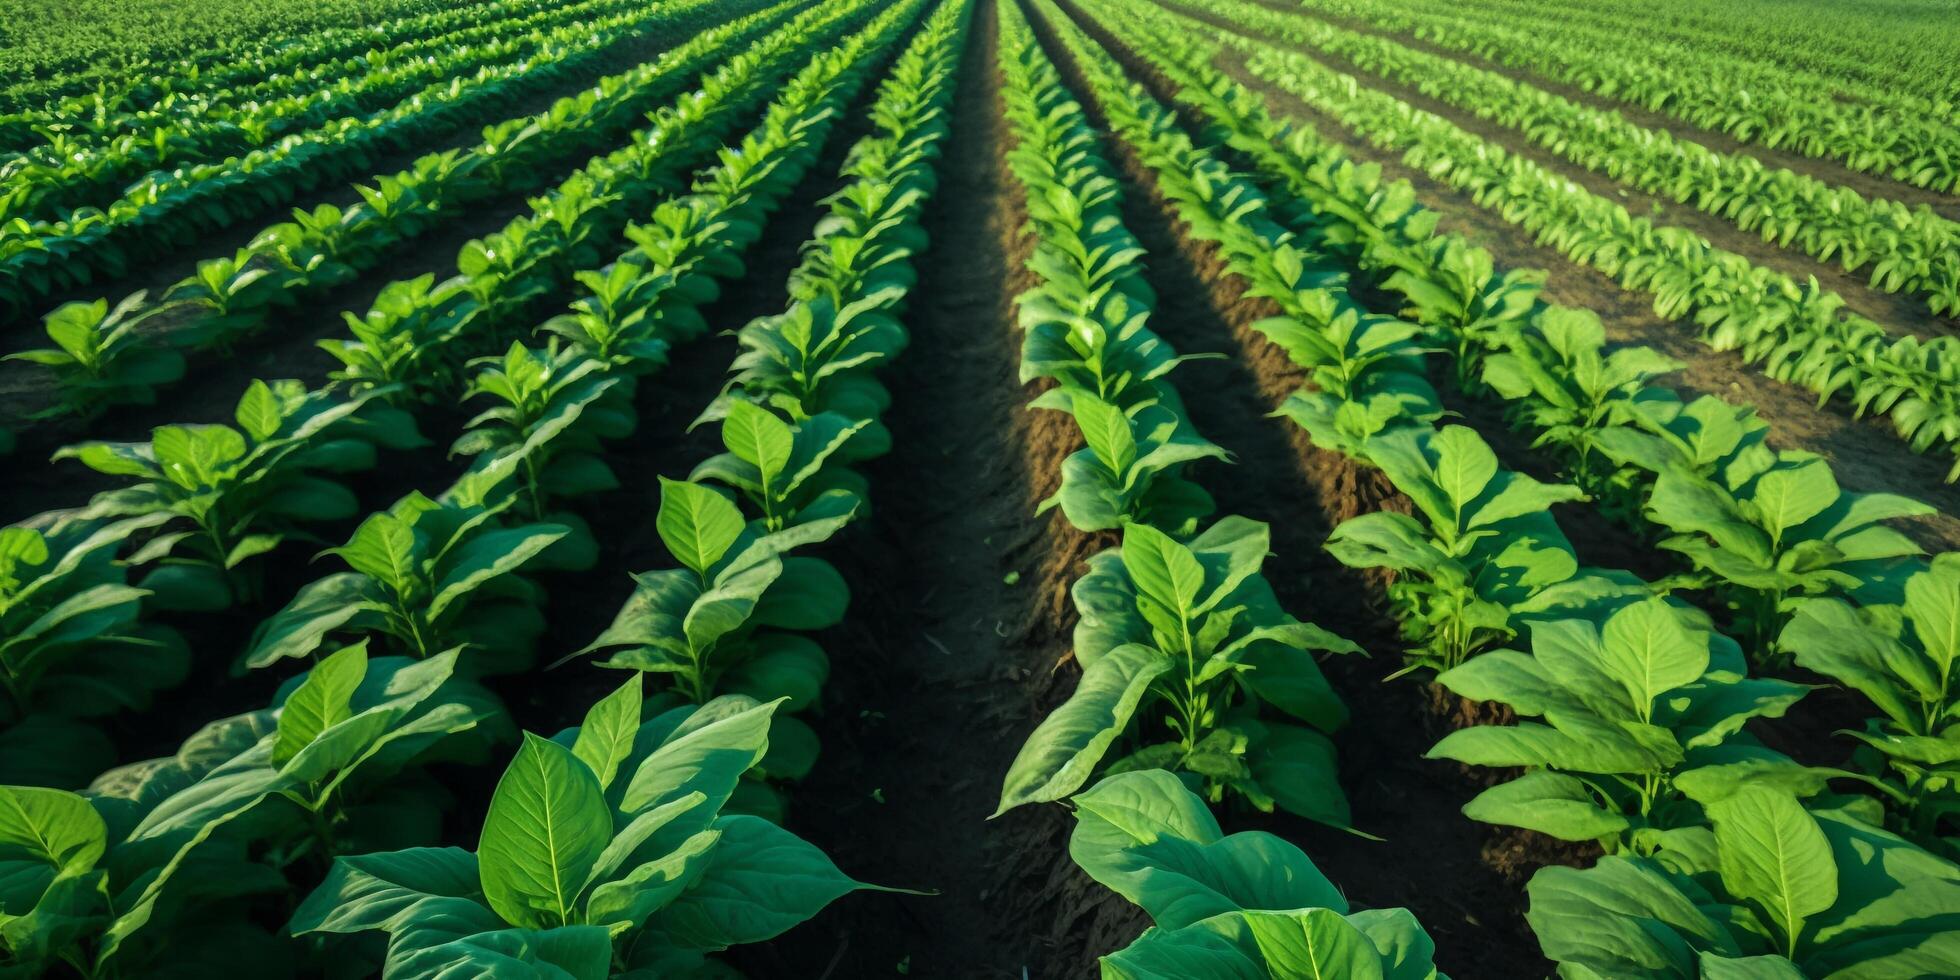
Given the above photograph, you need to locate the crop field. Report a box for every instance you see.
[4,0,1960,976]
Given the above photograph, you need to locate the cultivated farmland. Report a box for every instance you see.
[2,0,1958,976]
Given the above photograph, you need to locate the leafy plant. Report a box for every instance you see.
[689,400,868,534]
[56,380,421,610]
[0,514,189,786]
[1781,554,1960,854]
[1646,449,1932,660]
[1430,597,1813,865]
[1071,771,1444,980]
[319,273,481,404]
[0,644,497,977]
[4,293,183,419]
[1326,425,1593,673]
[242,456,568,673]
[1527,787,1960,976]
[289,687,884,978]
[995,517,1358,824]
[1035,390,1226,535]
[577,477,850,714]
[1480,305,1683,499]
[452,340,632,530]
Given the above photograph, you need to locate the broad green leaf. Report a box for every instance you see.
[1708,787,1836,954]
[1597,599,1710,713]
[994,643,1171,815]
[572,678,642,793]
[273,644,367,767]
[478,734,614,929]
[656,478,744,581]
[651,815,862,948]
[1241,907,1385,980]
[1460,770,1629,841]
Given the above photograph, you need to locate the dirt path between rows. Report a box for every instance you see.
[761,3,1135,973]
[1244,0,1960,224]
[1191,0,1960,342]
[1034,2,1570,976]
[1119,10,1960,551]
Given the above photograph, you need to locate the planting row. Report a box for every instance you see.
[1278,0,1960,193]
[1154,0,1960,484]
[990,0,1450,974]
[1039,0,1960,974]
[0,0,977,975]
[0,0,765,322]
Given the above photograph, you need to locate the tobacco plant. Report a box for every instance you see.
[1074,771,1443,980]
[996,517,1357,824]
[319,273,482,404]
[0,644,498,977]
[290,687,880,977]
[1528,787,1960,976]
[1781,555,1960,855]
[1326,425,1596,674]
[0,514,189,786]
[577,478,850,717]
[5,293,184,420]
[1480,305,1684,500]
[55,380,421,610]
[242,455,568,673]
[1431,598,1813,865]
[689,400,868,533]
[1036,390,1225,535]
[452,340,632,553]
[1646,449,1931,660]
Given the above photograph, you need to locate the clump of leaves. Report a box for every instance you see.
[1073,771,1444,980]
[57,380,421,609]
[5,293,183,419]
[996,518,1358,825]
[290,686,889,977]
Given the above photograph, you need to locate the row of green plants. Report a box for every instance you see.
[1077,1,1960,974]
[0,0,646,159]
[1168,0,1960,485]
[2,0,815,420]
[0,2,950,973]
[1184,0,1960,320]
[0,0,895,791]
[1117,0,1960,873]
[1451,0,1960,112]
[988,3,1445,976]
[0,0,525,109]
[1277,0,1960,193]
[0,0,662,226]
[286,2,979,971]
[0,0,766,323]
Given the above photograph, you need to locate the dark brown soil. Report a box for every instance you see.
[1245,0,1960,224]
[1186,0,1960,342]
[1034,2,1568,976]
[764,5,1144,973]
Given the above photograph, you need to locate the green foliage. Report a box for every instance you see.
[57,381,420,610]
[4,294,183,420]
[1527,789,1960,976]
[243,456,567,672]
[996,518,1357,823]
[1781,555,1960,855]
[1431,598,1814,865]
[290,689,875,977]
[1070,771,1443,980]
